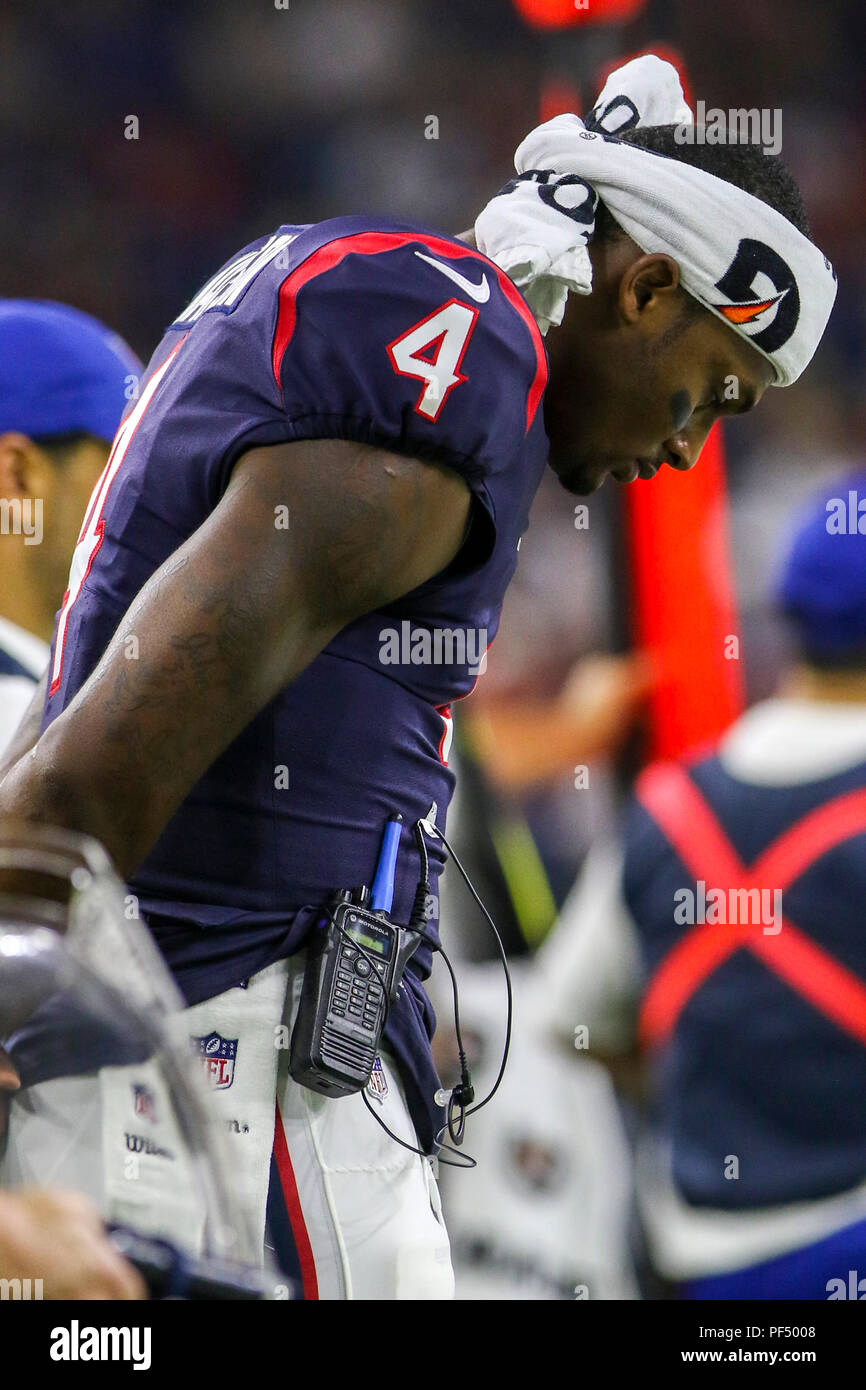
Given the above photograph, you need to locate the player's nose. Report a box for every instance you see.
[661,423,711,473]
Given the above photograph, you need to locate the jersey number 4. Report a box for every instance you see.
[386,299,478,422]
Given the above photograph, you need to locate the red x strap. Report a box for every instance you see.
[636,761,866,1050]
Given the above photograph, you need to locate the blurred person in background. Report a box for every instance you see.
[434,956,640,1300]
[441,648,651,958]
[466,651,651,798]
[0,301,138,1291]
[531,472,866,1300]
[0,301,140,756]
[435,646,649,1299]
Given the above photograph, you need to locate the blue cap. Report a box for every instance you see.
[775,471,866,659]
[0,299,142,444]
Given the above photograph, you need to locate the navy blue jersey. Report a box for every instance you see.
[41,215,550,1149]
[624,753,866,1207]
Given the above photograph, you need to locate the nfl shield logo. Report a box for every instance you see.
[191,1031,238,1090]
[367,1056,389,1103]
[132,1083,157,1123]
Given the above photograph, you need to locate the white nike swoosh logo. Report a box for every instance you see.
[414,251,491,303]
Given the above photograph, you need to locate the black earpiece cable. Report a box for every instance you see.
[359,814,512,1168]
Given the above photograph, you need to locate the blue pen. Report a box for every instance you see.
[370,813,403,914]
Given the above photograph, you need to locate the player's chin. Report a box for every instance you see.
[547,453,609,497]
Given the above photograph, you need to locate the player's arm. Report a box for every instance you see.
[0,438,471,876]
[0,668,48,782]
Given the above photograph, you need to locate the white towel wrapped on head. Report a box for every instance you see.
[475,55,835,386]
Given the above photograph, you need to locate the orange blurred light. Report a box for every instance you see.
[539,77,582,122]
[513,0,647,30]
[625,426,745,763]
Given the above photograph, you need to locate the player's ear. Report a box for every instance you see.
[0,433,37,498]
[618,253,681,322]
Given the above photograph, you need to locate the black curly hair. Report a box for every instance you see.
[30,431,104,462]
[592,123,811,243]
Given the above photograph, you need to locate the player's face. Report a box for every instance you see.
[542,267,775,497]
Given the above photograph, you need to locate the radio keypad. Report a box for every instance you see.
[336,942,385,1031]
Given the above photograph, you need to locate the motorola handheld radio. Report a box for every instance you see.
[290,814,421,1098]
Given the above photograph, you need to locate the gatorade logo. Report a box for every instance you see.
[713,238,800,353]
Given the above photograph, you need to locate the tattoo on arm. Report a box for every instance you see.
[0,438,471,873]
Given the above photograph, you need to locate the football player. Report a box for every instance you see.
[0,60,836,1297]
[0,301,140,755]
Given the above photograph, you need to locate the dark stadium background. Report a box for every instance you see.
[4,2,860,421]
[3,0,861,917]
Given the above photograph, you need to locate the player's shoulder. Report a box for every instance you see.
[287,214,542,336]
[277,215,548,426]
[164,213,548,451]
[290,213,500,279]
[288,213,486,263]
[171,212,543,365]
